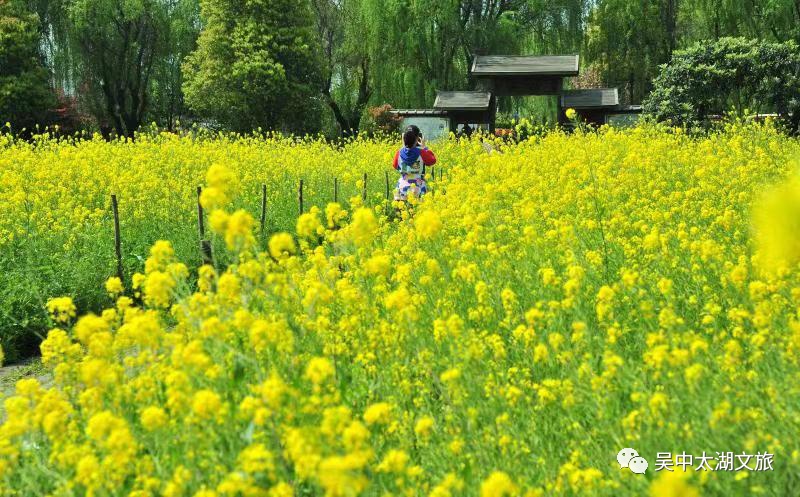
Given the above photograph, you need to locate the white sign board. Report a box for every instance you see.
[401,116,450,142]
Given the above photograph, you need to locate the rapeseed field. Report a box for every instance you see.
[1,123,800,496]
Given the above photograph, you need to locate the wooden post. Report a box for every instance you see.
[110,194,123,282]
[555,92,564,127]
[259,184,267,235]
[489,94,497,134]
[197,186,212,265]
[384,171,390,200]
[299,179,304,215]
[334,177,338,203]
[362,172,367,203]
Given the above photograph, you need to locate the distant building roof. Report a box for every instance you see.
[434,91,492,111]
[390,109,448,117]
[562,88,620,109]
[471,55,579,77]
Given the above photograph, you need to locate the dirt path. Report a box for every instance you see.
[0,358,50,401]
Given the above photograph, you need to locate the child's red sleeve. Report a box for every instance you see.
[420,148,437,166]
[393,149,400,170]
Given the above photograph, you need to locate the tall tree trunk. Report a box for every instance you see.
[324,90,352,135]
[323,58,371,137]
[663,0,678,54]
[628,72,635,105]
[350,59,372,135]
[101,85,125,138]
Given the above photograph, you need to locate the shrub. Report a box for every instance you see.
[363,104,403,136]
[644,37,800,132]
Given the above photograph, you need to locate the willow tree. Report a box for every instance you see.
[684,0,800,43]
[148,0,200,130]
[586,0,674,104]
[351,1,588,110]
[358,0,535,108]
[65,0,177,137]
[312,0,371,136]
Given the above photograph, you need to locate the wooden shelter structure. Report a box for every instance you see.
[605,105,643,127]
[471,55,580,96]
[470,55,580,129]
[390,91,495,138]
[391,54,609,134]
[560,88,642,126]
[560,88,619,125]
[433,91,494,133]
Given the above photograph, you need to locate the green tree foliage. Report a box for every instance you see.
[312,0,371,136]
[586,0,676,104]
[308,0,588,134]
[66,0,176,137]
[10,0,800,135]
[361,0,536,107]
[148,0,200,130]
[22,0,198,135]
[183,0,324,134]
[0,0,54,131]
[587,0,800,106]
[643,37,800,131]
[684,0,800,43]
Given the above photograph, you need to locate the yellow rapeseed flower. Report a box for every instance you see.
[105,276,124,296]
[305,357,335,384]
[480,471,517,497]
[363,402,393,425]
[268,232,297,259]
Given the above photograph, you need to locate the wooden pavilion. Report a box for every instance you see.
[433,91,495,133]
[392,54,636,135]
[390,91,494,138]
[470,54,580,129]
[471,55,580,97]
[560,88,642,126]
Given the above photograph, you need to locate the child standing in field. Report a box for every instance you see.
[393,125,437,201]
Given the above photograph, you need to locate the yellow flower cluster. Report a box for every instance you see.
[2,122,800,496]
[0,131,441,351]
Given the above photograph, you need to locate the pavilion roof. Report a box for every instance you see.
[561,88,620,109]
[434,91,493,111]
[471,55,579,77]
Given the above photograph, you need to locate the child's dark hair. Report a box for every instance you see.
[403,125,421,148]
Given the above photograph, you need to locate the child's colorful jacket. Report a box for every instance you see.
[393,146,437,178]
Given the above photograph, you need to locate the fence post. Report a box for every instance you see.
[362,172,367,203]
[299,179,304,215]
[197,186,213,265]
[384,171,390,200]
[111,194,123,282]
[260,184,267,236]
